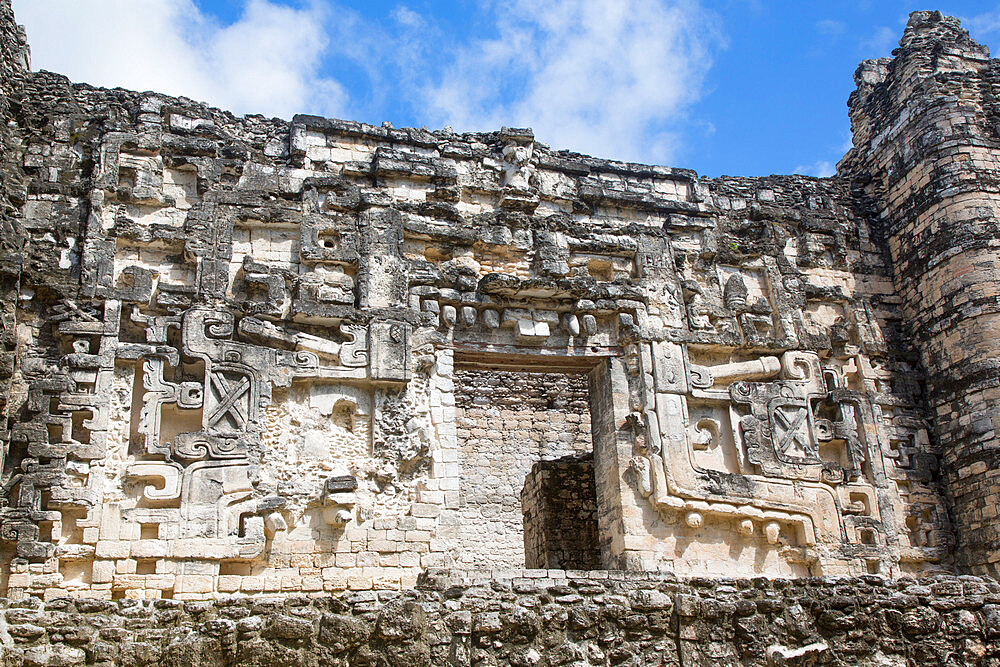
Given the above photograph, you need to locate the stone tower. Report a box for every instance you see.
[0,0,28,438]
[843,12,1000,575]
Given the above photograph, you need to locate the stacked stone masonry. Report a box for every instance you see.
[841,11,1000,577]
[2,571,1000,667]
[521,454,601,571]
[0,0,999,657]
[0,0,28,462]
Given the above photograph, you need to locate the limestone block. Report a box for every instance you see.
[369,320,410,382]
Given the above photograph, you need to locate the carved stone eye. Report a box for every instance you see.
[730,381,751,399]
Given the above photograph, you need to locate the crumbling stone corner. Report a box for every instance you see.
[842,11,1000,576]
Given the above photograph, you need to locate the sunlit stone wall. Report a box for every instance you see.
[3,1,999,603]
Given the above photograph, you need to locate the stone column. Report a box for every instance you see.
[843,12,1000,574]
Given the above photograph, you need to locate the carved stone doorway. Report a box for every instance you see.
[450,352,616,571]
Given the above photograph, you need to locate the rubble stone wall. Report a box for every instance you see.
[1,571,999,667]
[0,0,28,446]
[521,453,600,570]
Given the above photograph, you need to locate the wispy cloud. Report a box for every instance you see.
[793,161,836,178]
[12,0,346,120]
[423,0,723,164]
[390,5,424,29]
[839,132,854,154]
[816,19,846,37]
[964,7,1000,37]
[859,25,898,56]
[13,0,723,164]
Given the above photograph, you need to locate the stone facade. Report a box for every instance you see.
[0,0,998,625]
[0,0,28,464]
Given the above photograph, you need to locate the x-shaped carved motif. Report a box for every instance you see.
[206,372,251,429]
[773,405,816,459]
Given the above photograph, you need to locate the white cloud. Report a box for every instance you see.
[793,161,836,178]
[391,5,424,29]
[859,26,898,56]
[11,0,346,120]
[423,0,723,164]
[815,19,846,37]
[312,3,443,124]
[964,7,1000,37]
[11,0,723,164]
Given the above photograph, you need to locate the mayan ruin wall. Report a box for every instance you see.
[1,2,1000,664]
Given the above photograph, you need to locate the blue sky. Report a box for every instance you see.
[12,0,1000,177]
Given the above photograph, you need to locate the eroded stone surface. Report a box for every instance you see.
[0,571,997,667]
[0,1,997,608]
[841,11,1000,577]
